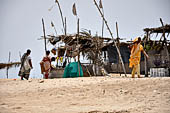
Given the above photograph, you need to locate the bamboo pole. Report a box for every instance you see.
[93,0,127,76]
[144,31,149,77]
[19,51,21,60]
[51,21,57,35]
[55,0,65,34]
[116,22,119,38]
[96,33,99,76]
[64,17,67,35]
[6,52,11,79]
[42,18,47,52]
[101,8,104,37]
[77,18,80,77]
[116,22,121,76]
[99,0,104,37]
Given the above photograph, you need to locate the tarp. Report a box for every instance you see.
[63,62,83,78]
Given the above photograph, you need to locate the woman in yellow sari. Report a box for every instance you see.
[129,37,149,78]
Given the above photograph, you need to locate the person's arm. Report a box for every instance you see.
[29,59,33,69]
[142,50,149,59]
[128,44,133,50]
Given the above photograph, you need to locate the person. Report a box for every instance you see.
[51,57,56,69]
[129,37,149,78]
[48,57,56,79]
[18,49,33,80]
[40,51,51,79]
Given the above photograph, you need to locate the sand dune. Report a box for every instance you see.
[0,75,170,113]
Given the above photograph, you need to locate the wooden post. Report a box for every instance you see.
[145,31,149,77]
[116,22,119,38]
[64,17,67,35]
[93,0,127,76]
[96,33,99,76]
[116,22,121,76]
[42,18,47,52]
[99,0,104,37]
[77,18,80,77]
[101,8,104,37]
[6,52,11,79]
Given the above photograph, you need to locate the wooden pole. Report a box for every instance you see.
[6,52,11,79]
[116,22,119,38]
[101,8,104,37]
[93,0,127,76]
[55,1,65,33]
[42,18,47,52]
[51,21,57,35]
[77,18,80,77]
[116,22,121,76]
[144,31,149,77]
[19,51,21,60]
[96,33,99,76]
[64,17,67,36]
[160,18,170,67]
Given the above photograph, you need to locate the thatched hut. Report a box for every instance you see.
[143,23,170,77]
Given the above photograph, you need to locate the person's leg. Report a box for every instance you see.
[137,63,141,78]
[25,74,29,80]
[132,65,137,78]
[43,72,46,79]
[21,75,24,80]
[45,72,48,79]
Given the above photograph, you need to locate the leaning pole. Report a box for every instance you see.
[93,0,127,77]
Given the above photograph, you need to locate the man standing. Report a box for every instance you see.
[129,37,149,78]
[18,49,33,80]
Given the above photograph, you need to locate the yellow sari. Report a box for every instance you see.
[129,39,143,68]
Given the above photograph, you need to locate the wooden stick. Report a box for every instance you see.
[93,0,127,76]
[77,18,80,77]
[42,18,47,52]
[101,8,104,37]
[144,31,149,77]
[56,1,65,34]
[116,22,121,76]
[64,17,67,35]
[6,52,11,79]
[116,22,119,39]
[51,21,57,35]
[19,51,21,60]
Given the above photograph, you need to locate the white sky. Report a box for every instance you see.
[0,0,170,79]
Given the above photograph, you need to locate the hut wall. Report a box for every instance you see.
[107,46,169,75]
[147,49,170,69]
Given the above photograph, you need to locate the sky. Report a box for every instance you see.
[0,0,170,79]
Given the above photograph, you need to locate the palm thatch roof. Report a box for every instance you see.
[144,24,170,33]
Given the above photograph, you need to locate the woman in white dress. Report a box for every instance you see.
[18,49,33,80]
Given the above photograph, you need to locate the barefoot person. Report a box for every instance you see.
[40,51,51,79]
[129,37,149,78]
[18,49,33,80]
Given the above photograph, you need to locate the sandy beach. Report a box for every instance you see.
[0,75,170,113]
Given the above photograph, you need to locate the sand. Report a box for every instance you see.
[0,75,170,113]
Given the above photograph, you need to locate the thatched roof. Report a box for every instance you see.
[48,31,112,52]
[144,24,170,33]
[0,62,21,70]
